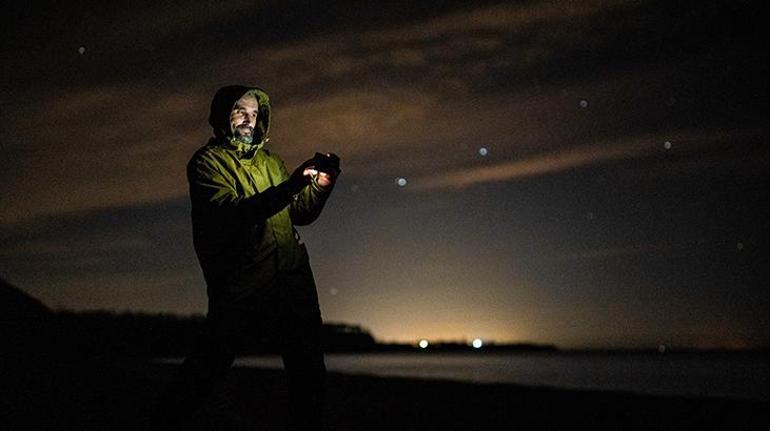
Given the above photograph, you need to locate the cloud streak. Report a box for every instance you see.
[408,129,745,191]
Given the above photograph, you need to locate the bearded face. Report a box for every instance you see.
[229,94,258,144]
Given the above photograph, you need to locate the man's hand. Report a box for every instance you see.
[307,170,335,188]
[309,152,341,190]
[288,153,341,194]
[287,158,316,194]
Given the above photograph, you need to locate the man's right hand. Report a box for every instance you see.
[287,158,316,195]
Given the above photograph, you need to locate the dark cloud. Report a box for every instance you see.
[3,0,765,222]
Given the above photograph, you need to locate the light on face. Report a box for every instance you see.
[472,339,483,349]
[419,339,429,349]
[230,95,258,141]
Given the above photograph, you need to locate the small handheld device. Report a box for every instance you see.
[312,152,341,176]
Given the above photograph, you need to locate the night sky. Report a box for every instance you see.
[1,0,767,349]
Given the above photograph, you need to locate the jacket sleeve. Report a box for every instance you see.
[187,154,294,224]
[275,157,333,226]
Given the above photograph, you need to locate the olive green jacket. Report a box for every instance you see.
[187,86,332,301]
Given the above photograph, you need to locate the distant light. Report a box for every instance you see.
[658,344,667,353]
[579,99,589,108]
[478,147,489,157]
[472,339,483,349]
[396,177,408,187]
[664,141,672,150]
[78,46,86,55]
[419,339,429,349]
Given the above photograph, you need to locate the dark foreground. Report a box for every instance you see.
[2,356,769,430]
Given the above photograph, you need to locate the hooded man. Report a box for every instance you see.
[149,85,339,430]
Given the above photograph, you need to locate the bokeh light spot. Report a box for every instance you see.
[419,339,429,349]
[472,338,483,349]
[396,177,408,187]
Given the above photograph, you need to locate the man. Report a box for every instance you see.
[149,85,339,430]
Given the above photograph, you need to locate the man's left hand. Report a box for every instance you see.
[305,152,341,190]
[305,169,335,189]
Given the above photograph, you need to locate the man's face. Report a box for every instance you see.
[229,93,259,143]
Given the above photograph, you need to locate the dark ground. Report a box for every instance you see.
[2,355,769,430]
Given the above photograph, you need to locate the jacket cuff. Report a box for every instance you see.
[310,175,333,193]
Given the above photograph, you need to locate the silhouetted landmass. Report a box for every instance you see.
[1,277,56,359]
[323,322,377,352]
[8,306,556,357]
[4,278,768,357]
[1,277,378,358]
[3,278,770,429]
[0,277,50,317]
[0,277,556,358]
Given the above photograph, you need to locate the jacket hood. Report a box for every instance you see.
[208,85,271,149]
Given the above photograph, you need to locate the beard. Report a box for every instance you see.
[233,124,254,144]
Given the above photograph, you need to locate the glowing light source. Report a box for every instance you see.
[396,177,408,187]
[472,338,483,349]
[664,141,672,150]
[579,99,589,108]
[479,147,489,156]
[418,339,429,349]
[78,46,86,55]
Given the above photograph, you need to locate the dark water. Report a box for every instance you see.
[211,352,770,402]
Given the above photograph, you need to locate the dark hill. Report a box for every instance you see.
[0,278,377,358]
[0,277,51,318]
[0,277,56,359]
